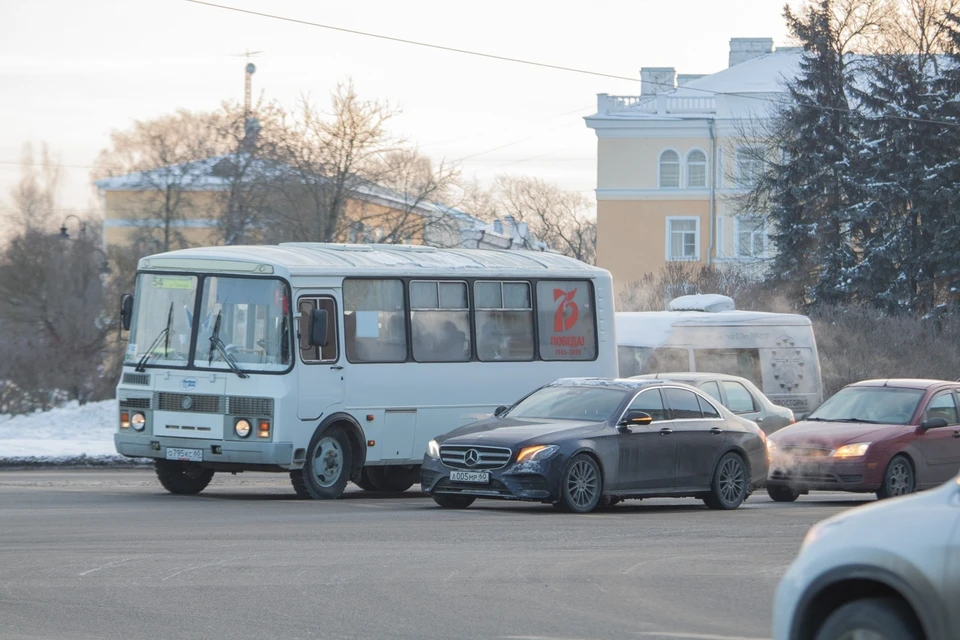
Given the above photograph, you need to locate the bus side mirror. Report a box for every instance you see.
[309,308,329,347]
[494,405,508,418]
[120,294,134,331]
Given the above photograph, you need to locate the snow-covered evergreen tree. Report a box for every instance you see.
[761,0,862,307]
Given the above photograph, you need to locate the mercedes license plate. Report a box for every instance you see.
[165,447,203,462]
[450,470,489,483]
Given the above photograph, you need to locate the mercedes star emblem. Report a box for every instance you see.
[464,449,480,467]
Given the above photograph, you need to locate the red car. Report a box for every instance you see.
[766,379,960,501]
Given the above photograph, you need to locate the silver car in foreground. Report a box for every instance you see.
[773,476,960,639]
[633,372,795,433]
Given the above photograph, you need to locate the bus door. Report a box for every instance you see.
[296,294,345,420]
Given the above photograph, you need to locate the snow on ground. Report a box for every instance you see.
[0,400,143,466]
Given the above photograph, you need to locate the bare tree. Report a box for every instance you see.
[484,175,597,264]
[94,110,222,252]
[5,142,61,235]
[0,228,112,410]
[261,83,464,246]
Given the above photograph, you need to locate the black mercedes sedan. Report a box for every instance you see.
[421,378,768,513]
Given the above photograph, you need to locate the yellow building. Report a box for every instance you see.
[585,39,802,290]
[95,156,526,253]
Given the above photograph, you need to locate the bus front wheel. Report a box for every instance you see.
[155,460,215,495]
[293,425,353,499]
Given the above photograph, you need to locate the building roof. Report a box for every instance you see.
[137,242,605,278]
[674,50,802,97]
[94,153,488,228]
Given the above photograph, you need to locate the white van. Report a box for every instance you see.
[616,294,823,415]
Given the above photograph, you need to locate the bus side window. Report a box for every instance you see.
[298,298,338,363]
[343,279,407,363]
[410,280,471,363]
[694,348,762,386]
[475,281,534,361]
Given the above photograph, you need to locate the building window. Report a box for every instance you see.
[659,150,680,188]
[686,150,707,188]
[736,216,767,258]
[736,147,764,187]
[666,217,699,261]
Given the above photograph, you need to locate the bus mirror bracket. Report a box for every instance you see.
[309,308,329,347]
[120,294,134,332]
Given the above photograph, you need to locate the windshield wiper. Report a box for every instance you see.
[827,417,883,424]
[135,303,173,372]
[207,311,248,379]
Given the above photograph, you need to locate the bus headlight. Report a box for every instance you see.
[235,419,252,438]
[131,412,146,431]
[427,439,440,459]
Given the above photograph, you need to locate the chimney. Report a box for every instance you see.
[728,38,774,67]
[640,67,676,96]
[677,74,706,87]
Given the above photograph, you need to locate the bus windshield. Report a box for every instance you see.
[125,274,198,368]
[125,273,292,372]
[195,276,292,372]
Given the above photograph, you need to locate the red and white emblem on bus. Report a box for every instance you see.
[553,288,579,332]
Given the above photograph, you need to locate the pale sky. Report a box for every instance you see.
[0,0,791,218]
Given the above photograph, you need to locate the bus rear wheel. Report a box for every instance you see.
[367,466,418,492]
[155,460,215,495]
[352,468,379,491]
[295,425,353,500]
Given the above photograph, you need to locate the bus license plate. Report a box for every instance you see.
[166,447,203,462]
[450,470,489,483]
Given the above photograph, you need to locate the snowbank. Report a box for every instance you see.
[0,399,145,466]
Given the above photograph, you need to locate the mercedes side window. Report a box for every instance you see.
[664,387,703,419]
[698,394,721,419]
[627,389,667,422]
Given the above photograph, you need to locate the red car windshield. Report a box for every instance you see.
[807,387,924,425]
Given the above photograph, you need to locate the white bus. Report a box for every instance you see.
[616,295,823,415]
[115,243,617,499]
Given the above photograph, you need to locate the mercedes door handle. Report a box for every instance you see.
[659,427,673,436]
[710,427,723,435]
[755,417,765,423]
[953,431,960,439]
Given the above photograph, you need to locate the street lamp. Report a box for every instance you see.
[59,214,86,240]
[59,214,110,275]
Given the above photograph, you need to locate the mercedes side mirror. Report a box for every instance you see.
[494,405,509,418]
[618,410,653,431]
[308,308,329,347]
[920,416,949,430]
[120,294,134,331]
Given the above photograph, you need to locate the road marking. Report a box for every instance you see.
[78,558,133,577]
[503,636,602,640]
[636,632,769,640]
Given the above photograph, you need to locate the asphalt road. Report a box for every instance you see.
[0,470,874,640]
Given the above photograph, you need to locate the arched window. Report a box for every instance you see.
[686,150,707,188]
[659,150,680,188]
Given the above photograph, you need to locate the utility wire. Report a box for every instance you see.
[185,0,960,129]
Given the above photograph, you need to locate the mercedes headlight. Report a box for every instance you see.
[235,419,252,438]
[426,439,440,459]
[833,442,870,458]
[516,444,560,463]
[131,412,146,432]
